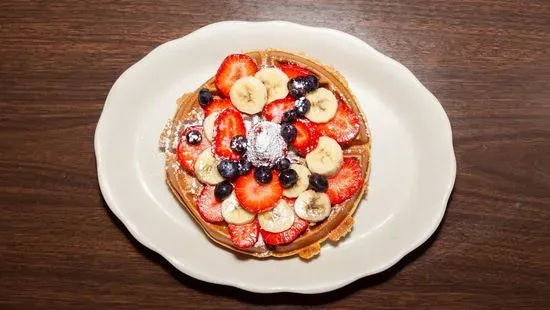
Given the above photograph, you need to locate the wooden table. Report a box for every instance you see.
[1,0,549,308]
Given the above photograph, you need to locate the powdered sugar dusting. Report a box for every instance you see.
[287,150,306,165]
[246,121,287,167]
[253,233,266,250]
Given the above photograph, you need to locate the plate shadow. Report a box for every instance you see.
[102,192,451,305]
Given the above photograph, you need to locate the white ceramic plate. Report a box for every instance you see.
[95,21,456,294]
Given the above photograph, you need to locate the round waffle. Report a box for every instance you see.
[161,49,371,259]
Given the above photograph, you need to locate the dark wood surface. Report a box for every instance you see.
[1,0,549,308]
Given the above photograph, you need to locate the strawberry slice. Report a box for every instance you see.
[228,220,260,249]
[215,54,258,98]
[196,186,224,223]
[262,96,295,123]
[327,158,364,204]
[234,170,283,213]
[292,119,320,156]
[204,98,232,117]
[277,63,313,79]
[316,101,360,145]
[261,218,309,246]
[176,126,210,174]
[213,108,246,160]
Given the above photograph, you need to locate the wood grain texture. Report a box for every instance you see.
[1,0,549,309]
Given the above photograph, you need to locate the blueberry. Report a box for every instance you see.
[217,160,238,180]
[309,174,328,192]
[237,158,253,175]
[230,135,247,154]
[198,88,213,108]
[185,130,202,145]
[214,180,233,200]
[282,109,298,124]
[294,97,311,116]
[304,75,320,92]
[287,77,308,98]
[279,169,298,188]
[254,166,272,184]
[275,158,291,171]
[280,124,297,143]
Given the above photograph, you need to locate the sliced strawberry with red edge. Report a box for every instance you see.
[196,185,224,223]
[327,158,364,204]
[204,98,232,117]
[176,126,210,174]
[283,197,296,205]
[234,170,283,213]
[261,218,309,246]
[262,96,295,123]
[277,63,313,79]
[215,54,258,98]
[316,101,360,145]
[292,119,320,156]
[228,220,260,249]
[213,108,246,160]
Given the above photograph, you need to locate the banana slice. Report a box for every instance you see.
[194,149,224,185]
[305,87,338,123]
[258,199,295,233]
[229,76,268,114]
[203,112,219,142]
[222,192,255,225]
[294,190,331,222]
[255,68,289,103]
[283,164,311,198]
[306,136,343,177]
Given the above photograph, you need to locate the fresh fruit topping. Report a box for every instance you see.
[196,185,224,223]
[213,108,246,160]
[294,97,311,116]
[214,180,233,201]
[304,75,320,92]
[261,217,309,246]
[294,190,331,222]
[202,112,219,142]
[280,123,297,143]
[228,220,259,249]
[204,98,232,117]
[217,159,239,180]
[281,109,298,124]
[283,164,311,198]
[277,63,313,79]
[309,174,328,192]
[316,101,360,145]
[287,77,308,98]
[198,88,214,108]
[229,76,267,114]
[262,96,295,123]
[234,169,283,213]
[275,158,291,171]
[291,119,320,156]
[230,135,247,155]
[237,157,253,175]
[326,158,363,204]
[305,88,338,123]
[254,166,272,184]
[258,200,295,233]
[194,149,225,185]
[185,129,202,145]
[215,54,258,98]
[176,126,210,174]
[279,168,298,189]
[255,68,290,102]
[306,136,343,177]
[222,192,255,225]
